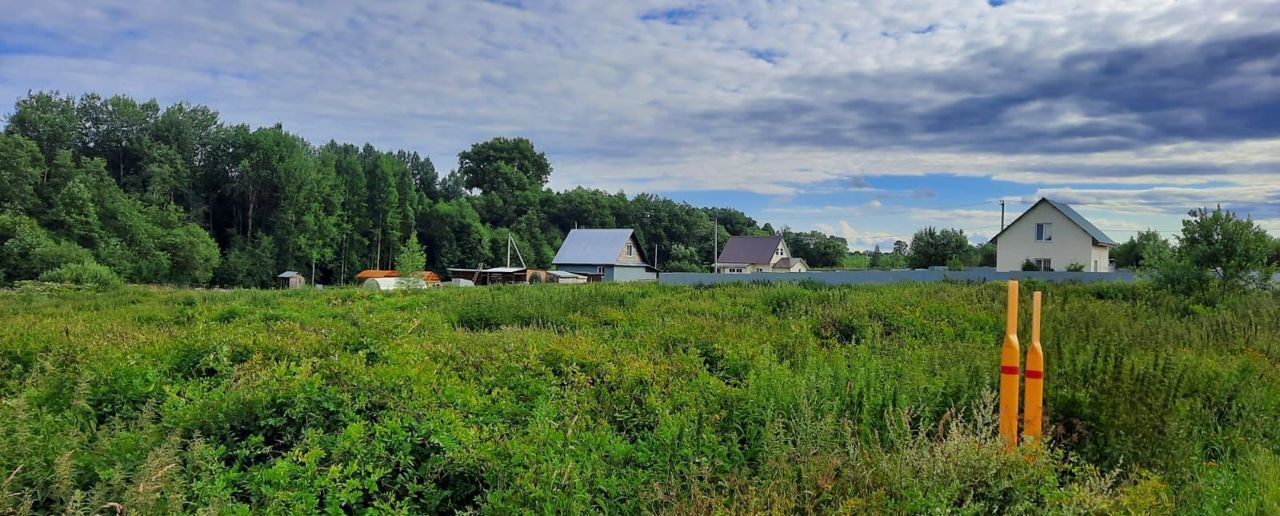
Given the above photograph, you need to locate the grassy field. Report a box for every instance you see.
[1,281,1278,514]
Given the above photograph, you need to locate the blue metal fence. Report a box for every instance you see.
[657,268,1138,286]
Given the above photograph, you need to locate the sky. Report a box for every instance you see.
[2,0,1279,249]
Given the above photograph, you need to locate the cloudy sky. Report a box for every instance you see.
[3,0,1279,248]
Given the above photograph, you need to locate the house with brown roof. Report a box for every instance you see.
[714,235,809,274]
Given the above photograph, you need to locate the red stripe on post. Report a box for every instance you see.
[1025,370,1043,379]
[1000,365,1019,375]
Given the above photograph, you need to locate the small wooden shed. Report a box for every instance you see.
[277,271,305,289]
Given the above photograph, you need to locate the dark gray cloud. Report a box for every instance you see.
[694,31,1280,158]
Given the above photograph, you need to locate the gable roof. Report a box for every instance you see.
[717,235,783,264]
[990,198,1117,246]
[277,271,302,278]
[775,257,807,269]
[553,229,650,265]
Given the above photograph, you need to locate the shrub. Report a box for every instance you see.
[1021,259,1040,271]
[1154,206,1275,303]
[946,257,965,271]
[38,261,123,289]
[1066,262,1086,272]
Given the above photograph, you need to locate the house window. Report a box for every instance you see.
[776,247,783,256]
[1035,223,1053,241]
[625,243,634,257]
[597,265,606,275]
[1034,258,1052,271]
[728,267,744,273]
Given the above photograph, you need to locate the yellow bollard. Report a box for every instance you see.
[999,280,1021,451]
[1023,291,1044,444]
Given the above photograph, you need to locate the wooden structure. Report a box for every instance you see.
[277,271,305,289]
[447,267,548,286]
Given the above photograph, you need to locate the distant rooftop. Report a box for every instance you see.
[716,235,783,264]
[553,228,650,265]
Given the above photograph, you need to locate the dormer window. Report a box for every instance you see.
[1035,223,1053,242]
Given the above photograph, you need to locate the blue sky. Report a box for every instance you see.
[3,0,1279,249]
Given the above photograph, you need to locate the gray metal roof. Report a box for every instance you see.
[553,229,649,265]
[277,271,301,278]
[547,270,586,278]
[482,266,528,273]
[716,235,782,264]
[990,198,1117,246]
[1045,199,1117,246]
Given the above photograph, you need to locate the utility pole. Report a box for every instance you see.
[999,200,1006,231]
[713,222,719,270]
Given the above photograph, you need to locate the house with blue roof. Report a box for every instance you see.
[990,198,1117,272]
[552,229,658,282]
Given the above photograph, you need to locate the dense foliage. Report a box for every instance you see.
[1,92,835,287]
[2,282,1277,513]
[907,227,970,269]
[1111,230,1172,270]
[1150,207,1277,303]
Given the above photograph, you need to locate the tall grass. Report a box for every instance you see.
[0,282,1276,513]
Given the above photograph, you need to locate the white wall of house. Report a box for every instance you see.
[996,202,1110,272]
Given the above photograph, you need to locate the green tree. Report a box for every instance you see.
[0,134,43,213]
[396,233,427,288]
[1112,230,1172,269]
[1153,207,1275,300]
[782,229,849,268]
[974,243,997,267]
[4,91,79,163]
[457,137,551,227]
[457,137,551,196]
[892,240,909,256]
[907,227,969,269]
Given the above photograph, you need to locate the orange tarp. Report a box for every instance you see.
[355,270,440,282]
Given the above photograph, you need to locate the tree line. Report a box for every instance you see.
[0,91,854,287]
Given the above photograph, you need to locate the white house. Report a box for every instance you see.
[991,198,1117,272]
[714,235,809,273]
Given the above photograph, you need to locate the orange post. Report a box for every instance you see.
[1023,291,1044,444]
[999,280,1021,451]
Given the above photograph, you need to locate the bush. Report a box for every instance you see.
[38,261,124,289]
[1152,207,1275,303]
[1066,262,1086,272]
[946,257,965,271]
[1021,259,1040,271]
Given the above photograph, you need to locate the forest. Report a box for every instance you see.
[0,91,850,288]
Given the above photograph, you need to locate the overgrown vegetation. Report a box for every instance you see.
[2,282,1276,513]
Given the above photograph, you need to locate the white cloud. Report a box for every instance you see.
[3,0,1280,239]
